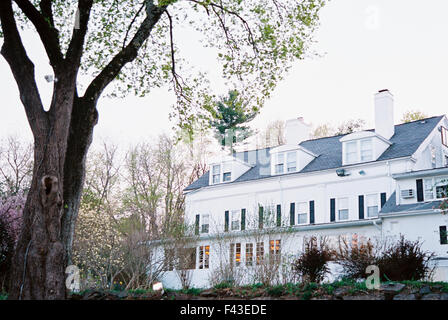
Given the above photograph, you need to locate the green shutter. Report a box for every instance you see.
[224,211,229,232]
[258,206,263,229]
[290,203,295,226]
[330,198,336,222]
[241,208,246,231]
[309,201,315,224]
[276,204,281,227]
[195,214,200,235]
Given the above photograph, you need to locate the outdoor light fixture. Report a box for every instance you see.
[336,169,350,177]
[44,75,58,83]
[359,170,366,175]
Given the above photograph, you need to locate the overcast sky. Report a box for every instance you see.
[1,0,447,149]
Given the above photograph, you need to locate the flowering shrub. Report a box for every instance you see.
[0,192,25,291]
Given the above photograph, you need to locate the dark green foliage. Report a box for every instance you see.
[209,90,258,153]
[292,236,333,284]
[265,285,284,297]
[214,281,234,289]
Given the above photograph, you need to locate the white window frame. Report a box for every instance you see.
[337,197,349,221]
[286,151,297,173]
[198,245,210,269]
[230,243,242,267]
[275,153,285,174]
[343,138,374,164]
[424,176,448,200]
[212,164,221,184]
[345,141,358,164]
[201,214,210,233]
[360,139,373,162]
[365,194,379,218]
[222,163,232,182]
[245,243,253,266]
[441,126,448,148]
[297,202,308,225]
[230,209,241,231]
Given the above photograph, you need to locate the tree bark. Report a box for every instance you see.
[1,0,166,299]
[62,96,98,266]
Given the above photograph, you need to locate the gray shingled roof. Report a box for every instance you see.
[185,115,444,191]
[380,191,443,214]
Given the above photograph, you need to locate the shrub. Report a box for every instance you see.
[214,281,234,289]
[292,236,333,284]
[265,285,285,297]
[335,236,377,280]
[377,235,435,281]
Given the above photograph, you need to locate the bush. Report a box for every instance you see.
[335,236,377,280]
[0,215,15,292]
[265,285,285,297]
[335,235,435,282]
[214,281,234,289]
[377,235,435,281]
[292,236,333,284]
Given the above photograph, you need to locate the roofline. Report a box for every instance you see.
[392,167,448,179]
[229,115,445,155]
[380,208,443,218]
[185,155,413,193]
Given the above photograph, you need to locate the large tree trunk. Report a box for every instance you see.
[62,96,98,266]
[7,76,77,299]
[7,94,98,299]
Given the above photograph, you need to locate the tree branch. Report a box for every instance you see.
[0,0,48,136]
[13,0,63,68]
[65,0,93,69]
[83,1,167,102]
[39,0,55,29]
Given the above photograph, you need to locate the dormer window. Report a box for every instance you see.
[343,138,374,165]
[442,126,448,147]
[274,151,297,174]
[360,139,373,161]
[223,163,232,182]
[275,153,284,174]
[346,141,357,163]
[212,165,221,183]
[287,152,297,172]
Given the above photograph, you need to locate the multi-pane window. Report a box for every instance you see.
[231,210,241,231]
[212,165,221,184]
[436,178,448,199]
[246,243,253,266]
[275,153,285,174]
[199,245,210,269]
[269,240,281,263]
[360,139,373,162]
[424,179,434,200]
[338,197,349,220]
[366,194,378,218]
[256,242,264,265]
[235,243,241,266]
[441,126,448,147]
[297,202,308,224]
[345,141,358,164]
[286,152,297,172]
[425,177,448,200]
[223,163,232,182]
[201,214,209,233]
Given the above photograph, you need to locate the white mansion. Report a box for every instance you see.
[159,89,448,289]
